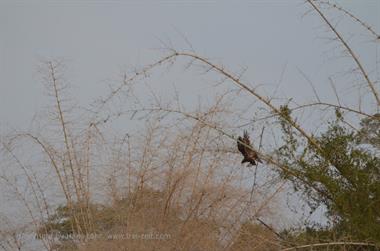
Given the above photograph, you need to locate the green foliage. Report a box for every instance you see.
[280,226,380,250]
[36,203,105,237]
[37,189,171,238]
[357,114,380,147]
[277,114,380,242]
[36,188,222,251]
[280,225,339,246]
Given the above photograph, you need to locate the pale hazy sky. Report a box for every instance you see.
[1,1,379,131]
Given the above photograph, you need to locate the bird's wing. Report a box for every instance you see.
[237,136,247,155]
[242,131,263,163]
[243,130,251,146]
[238,131,251,155]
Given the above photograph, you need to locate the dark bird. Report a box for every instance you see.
[237,130,262,166]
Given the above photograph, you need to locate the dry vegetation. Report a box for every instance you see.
[0,1,379,251]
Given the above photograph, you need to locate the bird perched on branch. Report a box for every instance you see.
[237,130,262,166]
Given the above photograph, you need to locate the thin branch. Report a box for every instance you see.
[281,241,378,251]
[297,67,321,103]
[237,101,374,128]
[307,0,380,107]
[48,62,81,203]
[318,0,380,39]
[173,51,323,153]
